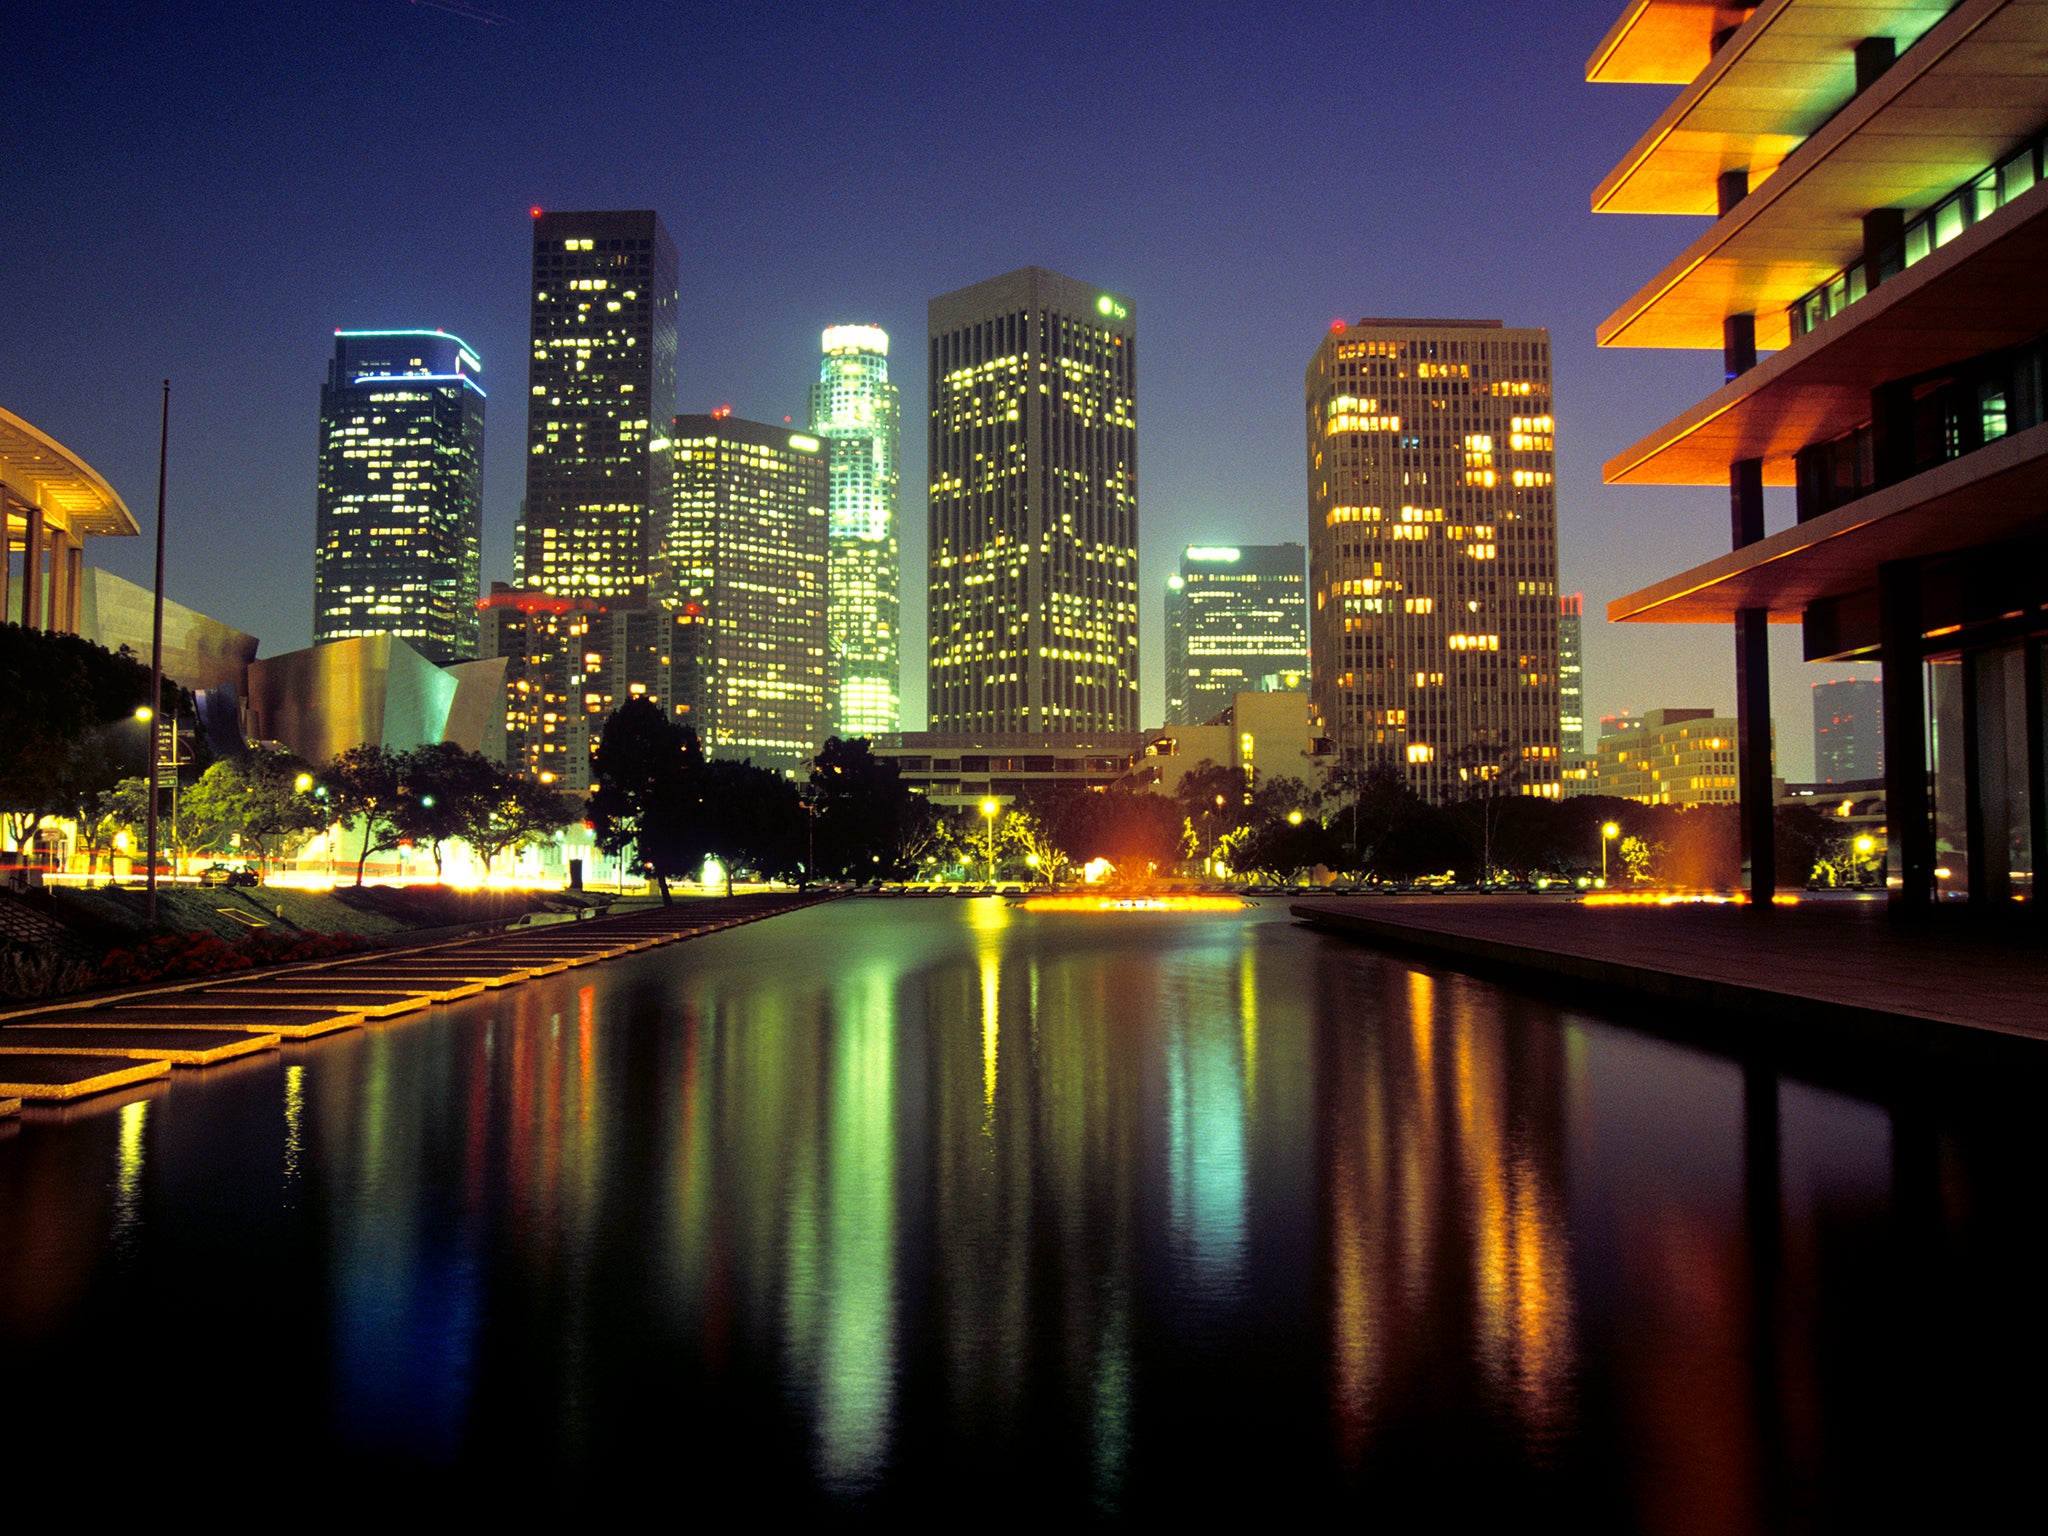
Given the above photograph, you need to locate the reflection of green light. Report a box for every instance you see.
[113,1098,148,1245]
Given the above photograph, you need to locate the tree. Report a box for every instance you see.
[699,758,804,893]
[1239,814,1341,885]
[809,737,918,881]
[588,699,706,904]
[459,774,575,876]
[320,744,406,887]
[179,748,325,870]
[1058,787,1184,880]
[0,624,175,853]
[393,742,501,880]
[1001,808,1071,886]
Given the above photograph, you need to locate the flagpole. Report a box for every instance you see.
[146,380,167,921]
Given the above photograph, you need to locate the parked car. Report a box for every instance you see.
[199,862,260,888]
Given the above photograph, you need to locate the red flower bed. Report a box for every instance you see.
[97,929,389,987]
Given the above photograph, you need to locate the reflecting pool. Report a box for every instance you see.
[2,899,2044,1522]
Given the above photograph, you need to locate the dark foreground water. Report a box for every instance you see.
[2,899,2045,1524]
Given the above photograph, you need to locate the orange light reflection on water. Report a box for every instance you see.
[1581,891,1801,908]
[1020,895,1246,913]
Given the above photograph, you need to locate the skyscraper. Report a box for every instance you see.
[808,325,901,737]
[1559,592,1587,755]
[1306,317,1562,801]
[522,209,678,601]
[928,266,1138,734]
[667,413,830,770]
[313,329,483,666]
[1163,543,1308,725]
[1812,678,1883,781]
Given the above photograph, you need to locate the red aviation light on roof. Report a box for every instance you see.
[1330,319,1348,333]
[529,205,544,219]
[711,405,732,419]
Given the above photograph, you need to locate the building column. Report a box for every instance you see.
[1731,457,1774,900]
[65,544,82,634]
[46,531,69,635]
[21,504,44,632]
[1879,559,1933,911]
[0,504,11,627]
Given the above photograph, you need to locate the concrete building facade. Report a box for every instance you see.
[1592,0,2048,906]
[666,413,829,771]
[1306,317,1562,803]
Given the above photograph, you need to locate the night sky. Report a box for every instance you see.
[2,0,1869,777]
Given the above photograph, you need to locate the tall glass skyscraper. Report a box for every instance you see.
[808,325,900,736]
[1163,543,1307,725]
[928,266,1138,733]
[314,329,484,666]
[522,209,677,602]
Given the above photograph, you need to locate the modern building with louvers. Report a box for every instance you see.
[1592,0,2048,906]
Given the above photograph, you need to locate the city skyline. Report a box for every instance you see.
[1,0,1874,777]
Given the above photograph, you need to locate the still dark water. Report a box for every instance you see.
[3,899,2045,1523]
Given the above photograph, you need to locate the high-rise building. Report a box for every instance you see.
[521,209,677,602]
[1559,592,1587,755]
[313,330,483,666]
[1163,543,1308,725]
[666,413,830,770]
[928,266,1138,734]
[480,585,685,790]
[1813,678,1883,781]
[808,325,901,737]
[1306,317,1562,802]
[1590,0,2048,905]
[1593,708,1749,806]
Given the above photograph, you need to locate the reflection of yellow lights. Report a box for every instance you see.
[1020,895,1245,913]
[1582,890,1799,907]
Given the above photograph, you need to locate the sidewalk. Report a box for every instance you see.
[1291,894,2048,1063]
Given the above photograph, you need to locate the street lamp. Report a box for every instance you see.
[1601,821,1620,885]
[1854,833,1876,887]
[980,798,999,884]
[1288,809,1304,825]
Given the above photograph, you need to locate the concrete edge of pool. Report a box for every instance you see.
[1292,897,2048,1067]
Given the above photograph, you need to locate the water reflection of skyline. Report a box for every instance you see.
[0,903,2041,1519]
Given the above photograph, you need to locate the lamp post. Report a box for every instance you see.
[1854,833,1876,888]
[980,798,998,884]
[1601,821,1620,885]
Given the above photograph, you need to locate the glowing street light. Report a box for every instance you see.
[981,798,999,883]
[1601,821,1620,885]
[295,773,314,793]
[1288,809,1304,825]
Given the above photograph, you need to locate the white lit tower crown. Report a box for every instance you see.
[808,325,902,736]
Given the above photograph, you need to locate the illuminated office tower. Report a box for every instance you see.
[808,325,901,736]
[522,209,677,601]
[928,266,1138,733]
[313,329,483,666]
[1306,317,1561,802]
[1559,592,1587,755]
[1163,543,1308,725]
[667,413,830,770]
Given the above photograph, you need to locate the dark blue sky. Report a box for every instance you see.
[2,0,1861,774]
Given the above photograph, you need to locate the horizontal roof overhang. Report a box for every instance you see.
[1605,178,2048,485]
[0,406,139,540]
[1592,0,1956,214]
[1597,0,2048,350]
[1608,417,2048,622]
[1587,1,1758,86]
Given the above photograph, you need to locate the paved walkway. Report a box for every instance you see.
[0,893,831,1109]
[1291,894,2048,1061]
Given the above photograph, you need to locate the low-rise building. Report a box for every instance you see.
[1594,708,1754,806]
